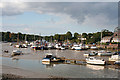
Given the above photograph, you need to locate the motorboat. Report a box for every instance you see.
[98,50,114,56]
[47,43,55,49]
[42,53,64,62]
[90,46,98,50]
[71,45,79,50]
[11,50,22,57]
[55,44,65,50]
[109,52,120,61]
[109,55,120,61]
[15,44,22,48]
[86,57,106,65]
[89,51,98,56]
[22,44,27,48]
[84,51,98,57]
[9,43,13,46]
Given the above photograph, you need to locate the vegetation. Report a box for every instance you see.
[0,29,114,44]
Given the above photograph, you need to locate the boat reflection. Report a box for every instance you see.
[42,62,58,68]
[86,64,104,70]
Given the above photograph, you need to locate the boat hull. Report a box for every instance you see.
[86,61,105,65]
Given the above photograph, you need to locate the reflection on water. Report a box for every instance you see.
[2,57,119,78]
[86,64,104,70]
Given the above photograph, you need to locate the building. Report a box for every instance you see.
[101,27,120,43]
[112,36,120,43]
[100,36,112,43]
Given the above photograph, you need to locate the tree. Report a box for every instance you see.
[82,33,87,38]
[54,34,60,41]
[4,31,11,41]
[66,31,72,40]
[74,32,79,39]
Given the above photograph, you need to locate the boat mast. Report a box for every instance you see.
[25,34,27,41]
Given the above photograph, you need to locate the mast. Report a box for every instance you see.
[25,34,27,41]
[39,33,41,41]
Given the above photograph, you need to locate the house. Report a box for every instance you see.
[101,36,112,43]
[112,36,120,43]
[101,27,120,43]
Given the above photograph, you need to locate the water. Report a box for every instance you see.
[1,43,119,78]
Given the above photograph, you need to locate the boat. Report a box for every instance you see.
[22,44,27,48]
[98,50,114,56]
[55,44,65,50]
[9,43,13,46]
[114,61,120,65]
[109,52,120,61]
[47,43,54,49]
[89,51,98,56]
[15,44,22,48]
[86,57,106,65]
[71,45,79,50]
[90,46,98,50]
[11,50,22,57]
[42,53,65,62]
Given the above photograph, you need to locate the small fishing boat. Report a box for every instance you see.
[11,50,22,57]
[86,57,105,65]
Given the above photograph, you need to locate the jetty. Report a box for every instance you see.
[60,58,117,65]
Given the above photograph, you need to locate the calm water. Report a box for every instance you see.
[1,43,119,78]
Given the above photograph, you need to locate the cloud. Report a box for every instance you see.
[1,2,118,35]
[1,2,118,23]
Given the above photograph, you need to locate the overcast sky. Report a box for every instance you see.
[0,2,118,36]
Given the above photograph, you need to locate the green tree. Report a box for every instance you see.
[66,31,72,40]
[82,33,87,38]
[74,32,79,39]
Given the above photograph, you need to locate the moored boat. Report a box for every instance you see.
[42,53,65,62]
[86,57,106,65]
[11,50,22,57]
[98,51,114,56]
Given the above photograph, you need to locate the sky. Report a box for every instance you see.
[0,1,119,36]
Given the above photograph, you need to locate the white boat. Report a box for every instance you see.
[11,50,22,57]
[22,44,27,48]
[15,44,20,48]
[42,53,64,62]
[86,57,105,65]
[9,43,13,46]
[98,51,114,56]
[71,45,79,50]
[109,55,120,61]
[90,46,98,50]
[55,44,65,50]
[114,60,120,65]
[42,53,53,62]
[84,54,89,57]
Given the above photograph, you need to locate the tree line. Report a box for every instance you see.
[0,29,113,44]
